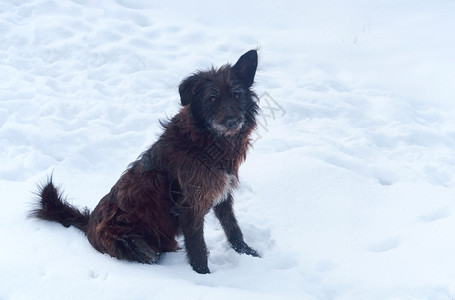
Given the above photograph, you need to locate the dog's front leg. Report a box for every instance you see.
[214,194,260,257]
[179,209,210,274]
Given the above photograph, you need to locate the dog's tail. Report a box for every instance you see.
[30,177,90,233]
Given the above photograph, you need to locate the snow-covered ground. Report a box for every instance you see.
[2,0,455,299]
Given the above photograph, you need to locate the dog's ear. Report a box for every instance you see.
[179,75,200,106]
[231,50,258,88]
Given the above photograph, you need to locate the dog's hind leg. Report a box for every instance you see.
[113,235,161,264]
[88,224,161,264]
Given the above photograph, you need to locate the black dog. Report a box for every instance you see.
[31,50,260,274]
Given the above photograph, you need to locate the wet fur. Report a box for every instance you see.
[30,50,260,274]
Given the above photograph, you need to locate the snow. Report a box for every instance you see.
[1,0,455,299]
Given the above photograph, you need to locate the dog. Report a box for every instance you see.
[31,50,260,274]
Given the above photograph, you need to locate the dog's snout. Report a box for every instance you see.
[226,118,239,129]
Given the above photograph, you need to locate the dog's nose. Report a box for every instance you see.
[226,118,239,129]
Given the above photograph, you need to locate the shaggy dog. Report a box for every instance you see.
[31,50,260,274]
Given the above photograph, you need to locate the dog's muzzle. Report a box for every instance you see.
[212,116,244,136]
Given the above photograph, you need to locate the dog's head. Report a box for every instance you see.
[179,50,259,136]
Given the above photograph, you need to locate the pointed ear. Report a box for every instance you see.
[178,74,200,106]
[231,50,258,87]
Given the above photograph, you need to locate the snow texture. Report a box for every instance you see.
[1,0,455,299]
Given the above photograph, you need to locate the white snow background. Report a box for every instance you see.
[1,0,455,299]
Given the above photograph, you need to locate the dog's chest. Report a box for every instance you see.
[212,174,238,207]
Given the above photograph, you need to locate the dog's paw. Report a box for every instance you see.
[242,246,260,258]
[192,263,211,274]
[233,242,260,258]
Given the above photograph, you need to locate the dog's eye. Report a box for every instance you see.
[210,96,218,102]
[233,93,239,100]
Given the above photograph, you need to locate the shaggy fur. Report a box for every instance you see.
[30,50,260,274]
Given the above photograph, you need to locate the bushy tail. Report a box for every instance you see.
[30,178,90,233]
